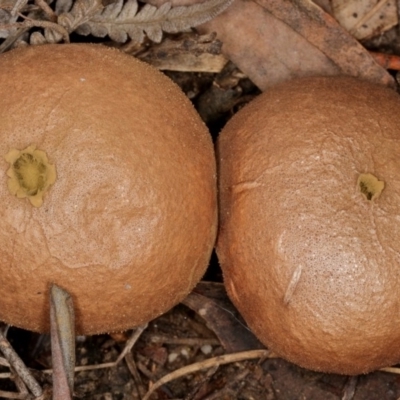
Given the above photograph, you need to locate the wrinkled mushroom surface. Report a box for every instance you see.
[0,44,217,334]
[217,76,400,375]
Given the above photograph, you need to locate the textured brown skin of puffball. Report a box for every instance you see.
[0,44,217,335]
[217,76,400,375]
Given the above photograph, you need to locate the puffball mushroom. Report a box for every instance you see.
[217,76,400,375]
[0,43,217,335]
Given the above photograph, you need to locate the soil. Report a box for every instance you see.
[3,298,400,399]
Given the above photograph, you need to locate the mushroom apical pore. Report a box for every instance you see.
[0,44,217,335]
[217,76,400,375]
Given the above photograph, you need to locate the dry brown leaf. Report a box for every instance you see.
[55,0,74,14]
[137,32,228,72]
[74,0,233,43]
[146,0,394,89]
[254,0,394,84]
[57,0,103,33]
[182,282,265,353]
[332,0,398,41]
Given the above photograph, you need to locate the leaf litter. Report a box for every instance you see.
[1,1,400,399]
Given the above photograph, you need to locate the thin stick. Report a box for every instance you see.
[0,357,10,367]
[0,390,28,399]
[0,20,70,43]
[125,351,146,399]
[0,331,43,397]
[0,27,29,54]
[11,0,28,17]
[34,0,57,22]
[341,375,358,400]
[42,324,148,374]
[380,366,400,374]
[142,349,274,400]
[115,323,148,364]
[11,371,29,396]
[145,335,219,346]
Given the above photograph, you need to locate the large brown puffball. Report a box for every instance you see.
[217,76,400,375]
[0,44,217,335]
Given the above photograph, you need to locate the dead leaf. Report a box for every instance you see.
[182,282,265,353]
[137,32,228,72]
[332,0,398,41]
[60,0,233,44]
[145,0,394,89]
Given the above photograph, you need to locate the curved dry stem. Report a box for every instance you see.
[380,366,400,374]
[142,349,274,400]
[1,19,70,42]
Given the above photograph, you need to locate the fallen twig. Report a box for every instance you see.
[42,323,148,374]
[0,330,43,398]
[142,349,274,400]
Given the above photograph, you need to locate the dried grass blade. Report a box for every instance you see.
[50,284,75,399]
[142,349,274,400]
